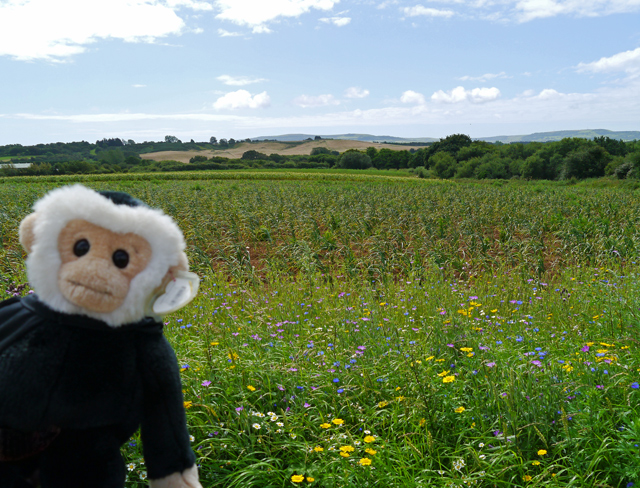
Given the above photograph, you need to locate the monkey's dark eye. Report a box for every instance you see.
[112,250,130,269]
[73,239,90,257]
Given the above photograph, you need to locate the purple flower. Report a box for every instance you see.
[596,385,604,389]
[201,380,211,387]
[581,345,589,352]
[235,406,244,413]
[304,403,311,408]
[531,360,542,367]
[631,382,639,389]
[486,362,496,368]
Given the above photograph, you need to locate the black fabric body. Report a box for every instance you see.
[0,295,195,486]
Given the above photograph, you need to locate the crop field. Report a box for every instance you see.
[1,174,640,487]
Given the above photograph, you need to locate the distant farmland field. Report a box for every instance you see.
[140,139,424,164]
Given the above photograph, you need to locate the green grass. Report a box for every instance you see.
[1,175,639,487]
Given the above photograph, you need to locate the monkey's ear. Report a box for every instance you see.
[19,213,38,254]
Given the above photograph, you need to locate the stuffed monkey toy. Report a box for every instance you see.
[0,185,203,488]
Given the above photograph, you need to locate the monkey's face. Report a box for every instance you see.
[57,219,152,313]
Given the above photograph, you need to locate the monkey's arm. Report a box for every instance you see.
[137,332,202,488]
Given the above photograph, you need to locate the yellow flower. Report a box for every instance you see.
[183,401,193,409]
[339,452,350,457]
[460,347,473,352]
[395,396,405,402]
[313,446,324,452]
[365,448,377,455]
[339,446,355,452]
[247,385,256,391]
[291,474,304,483]
[455,406,465,413]
[443,375,455,383]
[437,370,451,377]
[491,309,497,313]
[210,342,219,346]
[426,356,434,361]
[523,475,532,482]
[359,458,372,466]
[467,353,474,357]
[537,449,547,456]
[331,418,344,425]
[378,401,388,408]
[364,435,376,443]
[306,477,315,482]
[320,423,331,429]
[532,461,540,466]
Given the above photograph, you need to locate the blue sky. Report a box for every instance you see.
[1,0,639,145]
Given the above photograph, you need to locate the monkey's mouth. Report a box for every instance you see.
[67,280,114,297]
[62,279,127,313]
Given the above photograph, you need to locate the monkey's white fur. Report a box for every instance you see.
[150,466,202,488]
[23,185,186,327]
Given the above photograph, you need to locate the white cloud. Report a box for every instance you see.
[344,87,370,99]
[515,0,640,22]
[459,71,508,82]
[215,0,339,26]
[252,25,273,34]
[576,47,640,74]
[377,0,400,9]
[165,0,213,10]
[213,90,271,109]
[403,5,455,17]
[0,0,213,62]
[293,94,340,108]
[535,88,562,100]
[217,75,268,86]
[319,16,351,26]
[132,84,147,88]
[217,28,243,37]
[431,86,501,103]
[400,90,426,105]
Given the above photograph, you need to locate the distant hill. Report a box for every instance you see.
[480,129,640,143]
[252,133,438,143]
[254,129,640,144]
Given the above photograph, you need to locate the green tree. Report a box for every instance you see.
[521,154,546,179]
[99,149,125,165]
[431,152,457,178]
[242,150,268,160]
[562,145,611,179]
[337,150,372,169]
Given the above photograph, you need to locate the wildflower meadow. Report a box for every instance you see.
[1,174,639,487]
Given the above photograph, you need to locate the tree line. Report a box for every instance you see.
[1,134,639,180]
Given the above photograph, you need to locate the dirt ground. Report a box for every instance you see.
[140,140,424,164]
